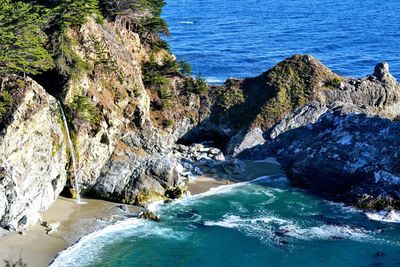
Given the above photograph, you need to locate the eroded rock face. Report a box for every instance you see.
[56,19,201,206]
[252,104,400,210]
[0,77,68,229]
[182,56,400,157]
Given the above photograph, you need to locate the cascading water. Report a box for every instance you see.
[57,100,81,203]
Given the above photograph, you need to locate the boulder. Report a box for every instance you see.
[42,220,61,234]
[222,159,246,176]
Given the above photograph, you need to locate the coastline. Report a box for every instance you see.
[0,197,136,267]
[0,160,283,267]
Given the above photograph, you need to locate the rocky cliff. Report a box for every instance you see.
[240,62,400,211]
[180,55,400,157]
[0,77,68,229]
[0,15,207,229]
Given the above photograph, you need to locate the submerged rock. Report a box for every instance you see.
[138,210,160,222]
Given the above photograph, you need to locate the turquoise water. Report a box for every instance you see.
[51,176,400,267]
[162,0,400,83]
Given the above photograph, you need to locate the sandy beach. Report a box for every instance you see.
[0,197,136,267]
[187,159,284,195]
[0,160,283,267]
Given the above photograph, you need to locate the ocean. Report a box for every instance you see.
[50,1,400,266]
[162,0,400,83]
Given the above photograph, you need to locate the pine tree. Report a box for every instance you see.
[0,0,54,75]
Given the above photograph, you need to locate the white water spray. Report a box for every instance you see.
[58,100,81,203]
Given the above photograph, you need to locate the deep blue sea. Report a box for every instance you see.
[163,0,400,83]
[50,1,400,266]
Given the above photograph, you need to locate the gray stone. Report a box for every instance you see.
[222,159,246,175]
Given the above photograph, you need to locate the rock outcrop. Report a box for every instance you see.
[243,63,400,211]
[0,17,204,228]
[181,55,400,158]
[0,77,68,229]
[262,105,400,210]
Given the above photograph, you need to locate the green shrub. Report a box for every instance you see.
[215,86,245,111]
[179,61,192,75]
[162,119,174,128]
[158,86,173,109]
[70,95,98,123]
[0,91,13,124]
[142,55,192,89]
[325,76,343,89]
[54,32,92,80]
[0,0,54,76]
[185,75,208,95]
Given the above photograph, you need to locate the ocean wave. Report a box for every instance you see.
[205,77,225,84]
[147,200,166,212]
[254,157,281,166]
[366,210,400,223]
[50,218,146,267]
[203,214,371,244]
[178,21,195,24]
[251,175,289,185]
[50,218,188,267]
[284,224,368,240]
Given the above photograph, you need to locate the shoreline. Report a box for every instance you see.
[0,197,138,267]
[0,160,283,267]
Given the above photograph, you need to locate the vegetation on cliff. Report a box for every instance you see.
[0,0,53,76]
[0,0,172,76]
[206,55,340,131]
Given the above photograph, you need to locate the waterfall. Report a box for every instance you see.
[57,100,81,203]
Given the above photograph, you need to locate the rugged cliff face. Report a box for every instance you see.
[0,15,207,228]
[243,63,400,210]
[52,18,207,205]
[0,77,68,230]
[180,55,400,157]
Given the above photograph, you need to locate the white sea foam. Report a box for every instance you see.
[366,210,400,223]
[51,175,288,264]
[147,200,165,212]
[284,224,368,240]
[251,175,288,184]
[230,201,249,213]
[204,213,370,244]
[178,21,195,24]
[50,218,145,267]
[50,217,188,267]
[205,77,225,84]
[255,157,281,166]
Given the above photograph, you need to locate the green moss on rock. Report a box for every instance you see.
[165,184,188,199]
[0,91,13,125]
[69,95,99,124]
[134,190,166,206]
[254,54,338,129]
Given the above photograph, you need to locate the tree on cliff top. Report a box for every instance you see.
[0,0,54,76]
[100,0,169,45]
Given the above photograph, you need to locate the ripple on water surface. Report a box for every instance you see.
[163,0,400,83]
